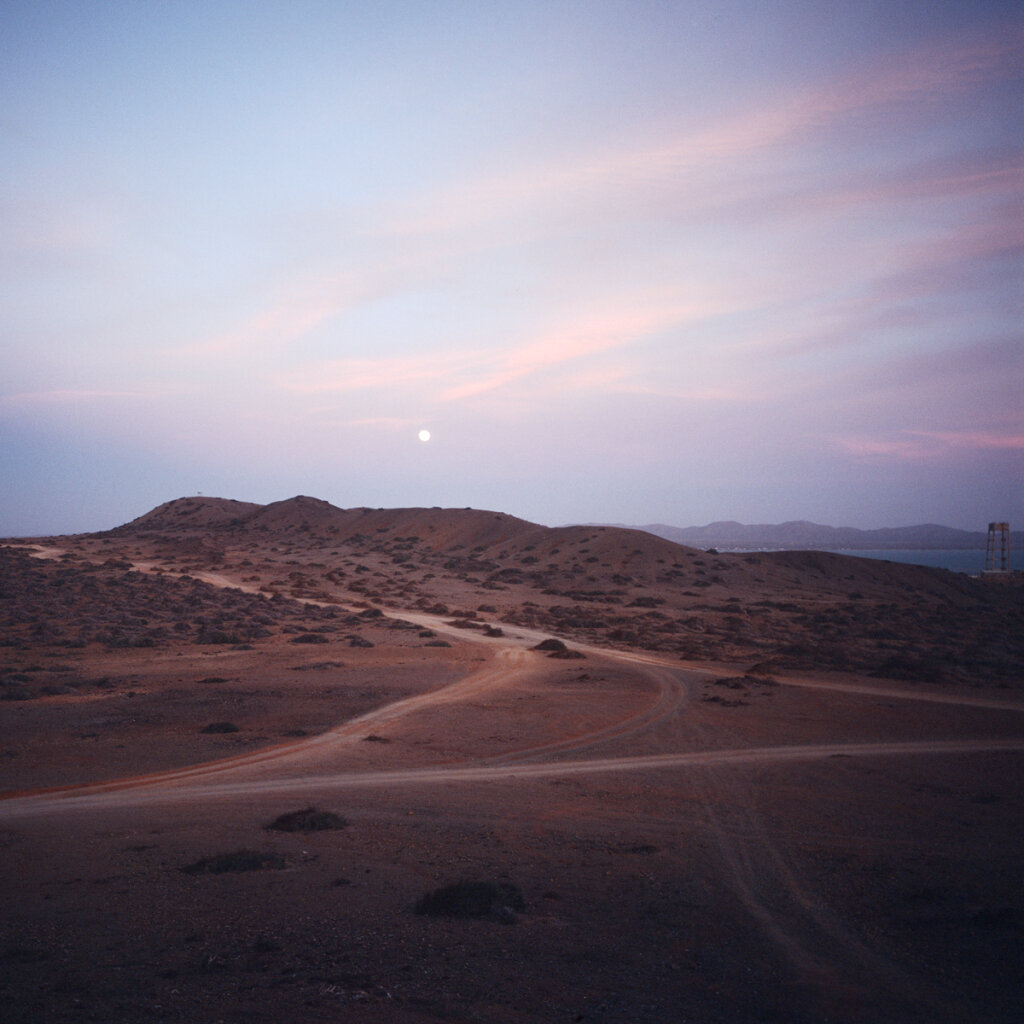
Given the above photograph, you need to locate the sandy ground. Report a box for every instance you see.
[1,510,1022,1024]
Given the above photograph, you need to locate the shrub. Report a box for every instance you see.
[266,807,347,832]
[531,638,566,652]
[414,881,524,919]
[290,633,329,645]
[200,721,239,734]
[181,850,286,874]
[194,629,238,645]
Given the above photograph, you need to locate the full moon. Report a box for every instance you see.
[418,429,431,442]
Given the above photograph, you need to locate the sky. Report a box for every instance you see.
[1,0,1021,536]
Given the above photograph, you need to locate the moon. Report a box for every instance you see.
[418,429,431,442]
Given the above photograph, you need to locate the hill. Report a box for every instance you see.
[63,493,1019,687]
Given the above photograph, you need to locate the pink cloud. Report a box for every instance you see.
[627,384,752,402]
[438,301,699,402]
[278,293,717,403]
[279,352,461,394]
[0,198,121,268]
[182,291,347,359]
[385,22,1019,241]
[161,22,1017,413]
[345,417,419,429]
[912,430,1024,451]
[839,429,1024,460]
[0,388,161,407]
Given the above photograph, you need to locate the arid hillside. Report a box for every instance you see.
[28,494,1023,690]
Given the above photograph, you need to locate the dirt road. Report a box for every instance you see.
[4,550,1022,813]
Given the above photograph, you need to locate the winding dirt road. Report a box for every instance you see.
[4,551,1023,816]
[4,738,1022,820]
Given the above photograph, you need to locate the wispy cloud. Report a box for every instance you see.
[625,383,753,402]
[278,352,458,394]
[345,416,419,429]
[385,23,1019,240]
[438,300,703,401]
[840,428,1024,460]
[154,21,1018,414]
[0,198,121,270]
[178,288,350,359]
[275,294,714,405]
[0,388,161,407]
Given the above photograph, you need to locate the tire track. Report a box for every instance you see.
[476,664,695,766]
[3,738,1022,819]
[690,759,957,1022]
[0,647,529,799]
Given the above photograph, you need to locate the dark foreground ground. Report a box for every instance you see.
[2,746,1023,1024]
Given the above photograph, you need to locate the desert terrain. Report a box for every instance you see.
[1,495,1022,1024]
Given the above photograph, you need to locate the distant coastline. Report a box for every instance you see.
[632,520,1022,554]
[779,548,994,574]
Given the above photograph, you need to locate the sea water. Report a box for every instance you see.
[827,549,998,574]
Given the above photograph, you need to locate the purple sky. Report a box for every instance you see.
[2,1,1021,536]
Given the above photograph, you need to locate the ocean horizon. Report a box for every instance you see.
[727,548,1010,574]
[833,548,1011,574]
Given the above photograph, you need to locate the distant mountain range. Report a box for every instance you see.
[114,500,1021,553]
[626,520,1023,551]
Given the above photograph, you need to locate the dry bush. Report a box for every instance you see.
[266,807,347,832]
[531,638,566,652]
[181,850,286,874]
[414,881,524,920]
